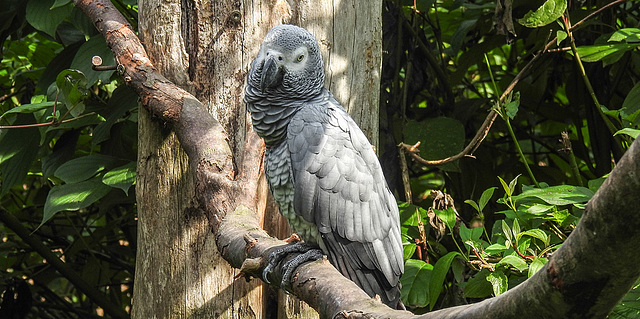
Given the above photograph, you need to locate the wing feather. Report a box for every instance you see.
[288,93,403,306]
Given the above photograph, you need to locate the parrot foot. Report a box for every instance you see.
[262,242,324,292]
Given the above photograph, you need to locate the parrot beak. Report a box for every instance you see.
[260,56,284,93]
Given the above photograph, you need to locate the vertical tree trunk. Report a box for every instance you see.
[133,0,381,318]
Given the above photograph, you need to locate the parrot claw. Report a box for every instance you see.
[262,242,324,292]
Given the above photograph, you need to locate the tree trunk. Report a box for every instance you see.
[133,0,381,318]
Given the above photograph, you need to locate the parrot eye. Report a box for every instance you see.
[297,54,304,62]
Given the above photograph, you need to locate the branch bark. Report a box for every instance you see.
[75,0,640,318]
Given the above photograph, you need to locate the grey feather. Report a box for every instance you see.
[245,24,404,308]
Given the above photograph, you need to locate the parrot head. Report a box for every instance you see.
[249,25,325,97]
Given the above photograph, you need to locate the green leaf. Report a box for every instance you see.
[434,207,457,231]
[498,176,511,196]
[608,28,640,43]
[403,117,465,172]
[508,175,521,195]
[498,255,528,272]
[0,102,55,121]
[512,218,521,239]
[478,187,497,212]
[429,251,461,309]
[403,243,417,261]
[400,259,433,308]
[574,43,636,63]
[528,257,548,278]
[502,220,512,243]
[102,162,136,195]
[621,82,640,122]
[54,155,122,183]
[0,119,40,195]
[487,270,508,296]
[51,0,72,9]
[42,178,112,225]
[517,0,567,28]
[518,229,549,244]
[510,185,593,206]
[557,30,568,45]
[56,69,88,115]
[462,269,493,298]
[504,98,519,120]
[398,202,428,227]
[614,128,639,139]
[460,224,483,243]
[526,203,555,215]
[485,243,509,255]
[25,0,73,37]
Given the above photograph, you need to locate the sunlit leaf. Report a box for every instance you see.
[54,154,122,183]
[487,270,508,296]
[498,255,528,272]
[485,243,509,255]
[511,185,593,206]
[478,187,497,212]
[434,207,457,231]
[42,178,112,225]
[512,218,521,239]
[574,43,635,63]
[528,257,548,278]
[608,28,640,43]
[465,200,480,213]
[502,220,512,243]
[518,229,549,244]
[498,176,511,197]
[557,30,567,45]
[517,0,567,28]
[614,128,639,139]
[527,203,554,215]
[102,161,136,195]
[403,243,417,261]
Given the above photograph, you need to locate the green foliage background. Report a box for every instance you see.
[1,0,639,317]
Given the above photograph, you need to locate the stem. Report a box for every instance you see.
[485,55,540,188]
[504,115,540,187]
[562,15,618,137]
[562,132,584,187]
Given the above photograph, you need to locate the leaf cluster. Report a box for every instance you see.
[0,0,138,317]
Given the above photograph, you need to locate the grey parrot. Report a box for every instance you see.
[245,24,404,308]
